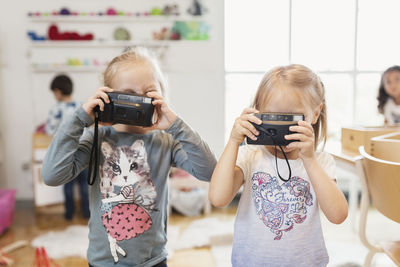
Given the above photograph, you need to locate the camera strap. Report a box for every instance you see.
[257,127,292,182]
[87,111,99,185]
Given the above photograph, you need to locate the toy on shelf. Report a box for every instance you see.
[48,24,94,41]
[59,7,71,16]
[92,59,101,66]
[187,0,207,16]
[153,27,181,41]
[27,31,46,41]
[114,27,131,41]
[163,5,180,16]
[153,27,169,40]
[151,7,163,16]
[67,58,83,66]
[106,8,117,16]
[172,21,209,40]
[151,5,180,16]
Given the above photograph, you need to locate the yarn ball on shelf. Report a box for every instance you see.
[114,27,131,41]
[59,8,71,16]
[106,8,117,16]
[151,7,163,16]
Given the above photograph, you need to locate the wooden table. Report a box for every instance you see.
[325,139,362,231]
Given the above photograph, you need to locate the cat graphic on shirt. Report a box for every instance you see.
[100,140,156,263]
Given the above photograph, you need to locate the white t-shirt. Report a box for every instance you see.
[232,145,336,267]
[383,98,400,124]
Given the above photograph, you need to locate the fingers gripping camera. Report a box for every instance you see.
[97,92,155,127]
[246,113,305,146]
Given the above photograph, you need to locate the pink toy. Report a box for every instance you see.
[106,8,117,16]
[0,189,16,235]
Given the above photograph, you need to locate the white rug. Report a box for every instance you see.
[173,218,234,250]
[31,224,182,260]
[166,225,180,259]
[31,225,89,259]
[211,245,232,267]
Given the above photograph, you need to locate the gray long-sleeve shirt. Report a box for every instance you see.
[42,106,217,266]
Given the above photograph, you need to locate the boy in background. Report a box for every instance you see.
[46,74,90,220]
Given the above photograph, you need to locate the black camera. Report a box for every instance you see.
[246,113,305,146]
[97,92,154,127]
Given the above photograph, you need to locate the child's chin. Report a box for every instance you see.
[265,145,296,154]
[281,145,296,153]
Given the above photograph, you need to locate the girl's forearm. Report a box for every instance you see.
[209,140,242,207]
[304,158,348,224]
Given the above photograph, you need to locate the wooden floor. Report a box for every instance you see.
[0,203,236,267]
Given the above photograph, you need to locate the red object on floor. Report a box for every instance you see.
[33,247,60,267]
[48,24,94,41]
[0,189,16,236]
[0,250,13,265]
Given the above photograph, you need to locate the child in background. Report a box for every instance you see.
[377,65,400,124]
[46,75,78,135]
[46,74,90,220]
[209,64,348,267]
[41,48,217,266]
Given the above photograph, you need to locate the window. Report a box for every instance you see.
[225,0,393,141]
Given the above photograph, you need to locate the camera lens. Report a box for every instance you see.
[267,128,277,136]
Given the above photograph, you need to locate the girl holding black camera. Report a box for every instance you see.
[209,64,348,267]
[42,47,217,267]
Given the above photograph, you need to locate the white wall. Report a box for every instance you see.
[0,0,224,199]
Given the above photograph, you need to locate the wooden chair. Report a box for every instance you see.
[356,146,400,266]
[370,132,400,162]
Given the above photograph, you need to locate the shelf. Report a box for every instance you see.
[28,15,206,23]
[30,65,105,73]
[29,40,206,48]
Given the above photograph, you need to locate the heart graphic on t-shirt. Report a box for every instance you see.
[251,172,313,240]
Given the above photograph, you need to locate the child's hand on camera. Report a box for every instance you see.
[285,121,315,161]
[82,87,114,121]
[146,91,177,130]
[230,108,262,146]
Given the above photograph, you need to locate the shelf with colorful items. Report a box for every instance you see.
[27,20,210,46]
[27,2,207,23]
[30,58,108,73]
[29,40,178,48]
[27,1,210,47]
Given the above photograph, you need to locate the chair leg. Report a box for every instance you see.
[204,199,212,215]
[364,250,376,267]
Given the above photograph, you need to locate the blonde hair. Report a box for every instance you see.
[253,64,327,148]
[103,47,167,95]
